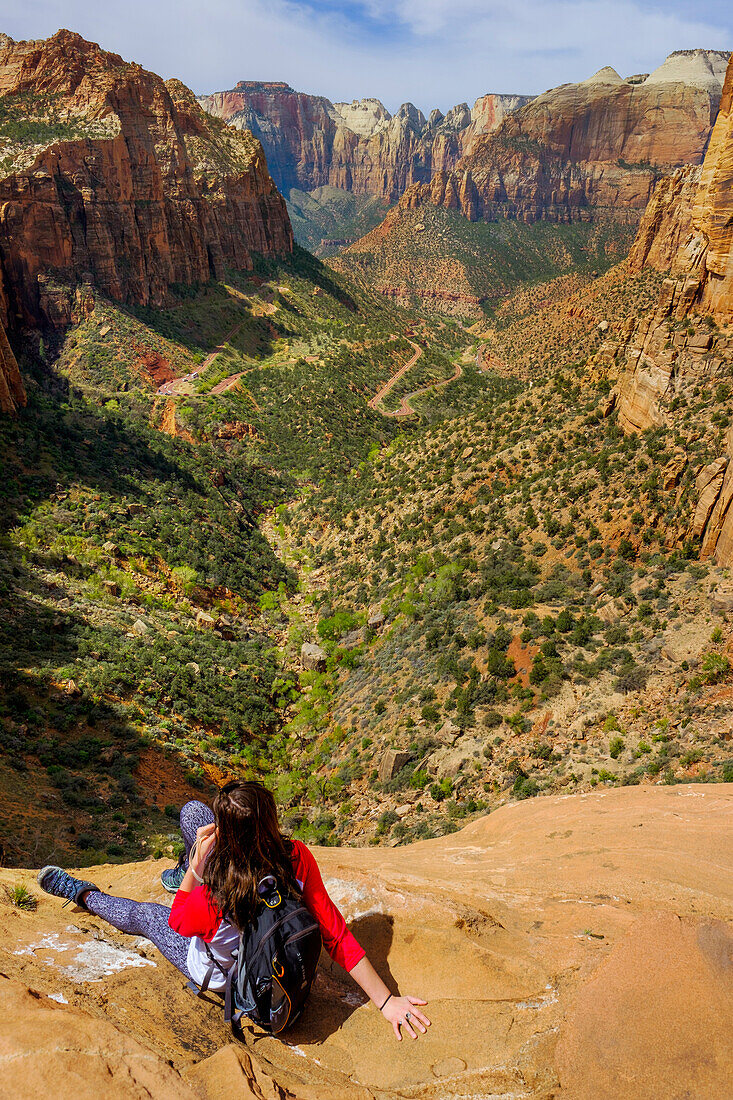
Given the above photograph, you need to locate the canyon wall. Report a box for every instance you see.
[398,50,729,224]
[199,81,532,202]
[601,54,733,563]
[0,323,24,412]
[0,31,292,334]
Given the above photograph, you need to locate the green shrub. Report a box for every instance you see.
[430,777,453,802]
[4,883,37,911]
[609,736,625,759]
[700,652,729,685]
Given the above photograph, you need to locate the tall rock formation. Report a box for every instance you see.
[0,31,292,333]
[602,54,733,563]
[198,81,532,202]
[0,322,24,413]
[398,49,729,225]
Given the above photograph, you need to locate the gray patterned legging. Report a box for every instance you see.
[84,799,215,979]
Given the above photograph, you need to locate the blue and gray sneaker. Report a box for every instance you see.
[37,865,98,909]
[161,859,186,894]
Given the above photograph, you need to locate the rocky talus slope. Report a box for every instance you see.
[0,31,292,333]
[1,785,731,1098]
[199,81,532,203]
[392,49,728,226]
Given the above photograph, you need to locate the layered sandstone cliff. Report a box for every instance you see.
[199,81,532,202]
[398,49,728,225]
[0,31,292,332]
[597,55,733,563]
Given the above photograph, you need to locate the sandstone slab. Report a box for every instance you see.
[556,913,733,1099]
[1,786,731,1099]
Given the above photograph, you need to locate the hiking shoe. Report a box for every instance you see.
[37,865,98,909]
[161,860,186,893]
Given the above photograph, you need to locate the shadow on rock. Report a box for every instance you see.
[283,912,396,1046]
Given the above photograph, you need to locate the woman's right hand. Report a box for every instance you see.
[196,823,216,843]
[192,823,217,867]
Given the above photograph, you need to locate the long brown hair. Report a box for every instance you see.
[203,780,300,929]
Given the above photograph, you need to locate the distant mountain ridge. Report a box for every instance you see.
[399,48,730,225]
[198,81,532,202]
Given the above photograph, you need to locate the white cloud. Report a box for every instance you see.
[1,0,730,112]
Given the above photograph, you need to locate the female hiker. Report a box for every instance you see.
[37,779,430,1041]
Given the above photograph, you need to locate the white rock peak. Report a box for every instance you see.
[582,66,624,86]
[332,98,391,137]
[644,49,731,93]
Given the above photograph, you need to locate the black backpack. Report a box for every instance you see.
[197,874,322,1036]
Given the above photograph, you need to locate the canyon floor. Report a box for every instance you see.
[1,784,731,1099]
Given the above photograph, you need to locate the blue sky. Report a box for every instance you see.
[2,0,731,112]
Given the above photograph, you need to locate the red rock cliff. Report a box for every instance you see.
[601,55,733,564]
[0,323,24,413]
[399,51,728,225]
[199,82,532,203]
[0,31,292,331]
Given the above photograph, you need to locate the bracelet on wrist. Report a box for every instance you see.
[189,865,204,884]
[378,992,393,1012]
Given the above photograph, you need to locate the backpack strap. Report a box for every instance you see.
[189,942,230,999]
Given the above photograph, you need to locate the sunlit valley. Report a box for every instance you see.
[0,25,731,1099]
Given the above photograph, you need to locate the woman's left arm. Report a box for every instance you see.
[296,842,431,1041]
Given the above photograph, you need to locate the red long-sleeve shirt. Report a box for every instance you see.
[169,838,365,973]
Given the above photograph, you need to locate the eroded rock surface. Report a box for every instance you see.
[1,785,731,1098]
[397,50,728,225]
[0,318,24,413]
[601,56,733,562]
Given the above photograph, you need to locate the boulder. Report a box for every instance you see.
[196,611,215,630]
[378,749,412,783]
[301,642,327,672]
[597,598,629,624]
[661,629,702,665]
[711,589,733,617]
[131,619,148,636]
[661,453,687,490]
[427,735,484,779]
[367,608,386,629]
[215,613,237,640]
[437,718,461,743]
[629,576,649,598]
